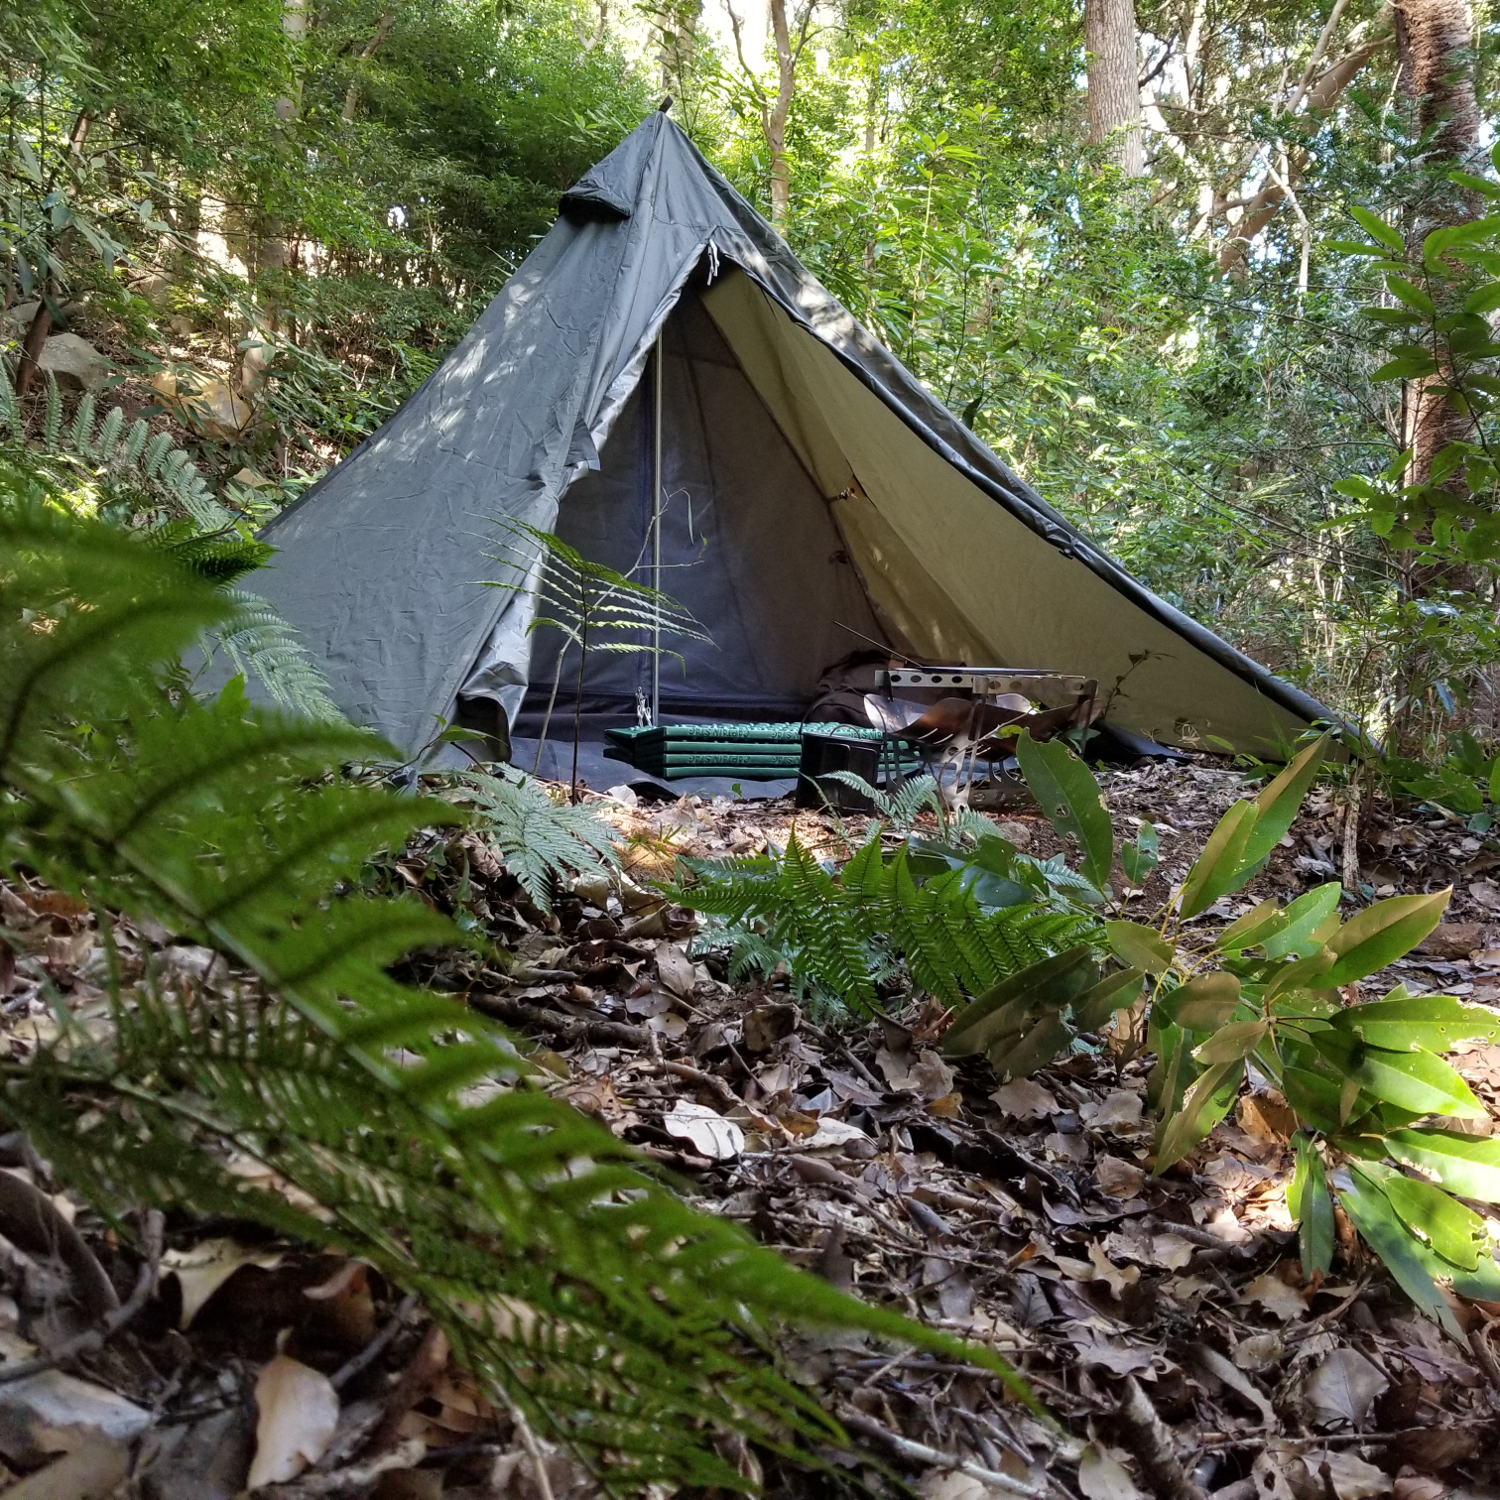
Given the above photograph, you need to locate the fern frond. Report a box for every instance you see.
[95,404,124,462]
[42,376,63,449]
[0,496,1034,1489]
[215,589,344,722]
[457,767,618,910]
[69,391,98,456]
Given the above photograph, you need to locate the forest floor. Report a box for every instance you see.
[0,757,1497,1499]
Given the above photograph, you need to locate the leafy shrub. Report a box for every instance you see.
[671,827,1093,1013]
[943,733,1500,1329]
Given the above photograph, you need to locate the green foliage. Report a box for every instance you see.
[457,765,619,910]
[0,495,1034,1486]
[0,386,338,721]
[672,828,1092,1014]
[943,731,1500,1330]
[487,519,711,794]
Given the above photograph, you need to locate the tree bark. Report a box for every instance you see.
[1085,0,1144,176]
[726,0,814,228]
[342,12,395,122]
[1215,34,1392,274]
[14,300,53,399]
[1396,0,1482,599]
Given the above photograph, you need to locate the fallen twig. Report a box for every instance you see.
[330,1292,419,1392]
[260,1438,425,1497]
[469,991,648,1049]
[839,1408,1048,1499]
[1114,1376,1207,1500]
[0,1209,163,1385]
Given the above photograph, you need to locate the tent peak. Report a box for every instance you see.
[559,109,678,222]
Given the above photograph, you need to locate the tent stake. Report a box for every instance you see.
[650,328,663,725]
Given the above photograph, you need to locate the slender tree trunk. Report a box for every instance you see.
[1393,0,1483,735]
[342,12,395,122]
[1396,0,1480,544]
[1085,0,1144,176]
[766,0,797,223]
[14,301,52,399]
[726,0,812,229]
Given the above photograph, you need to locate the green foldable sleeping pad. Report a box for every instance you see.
[602,722,921,781]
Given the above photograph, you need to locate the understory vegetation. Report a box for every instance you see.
[6,0,1500,1490]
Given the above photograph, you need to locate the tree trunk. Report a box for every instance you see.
[1397,0,1480,589]
[14,300,53,399]
[342,12,395,122]
[1215,34,1392,274]
[766,0,798,225]
[1085,0,1143,176]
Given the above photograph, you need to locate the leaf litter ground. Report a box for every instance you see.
[0,757,1497,1499]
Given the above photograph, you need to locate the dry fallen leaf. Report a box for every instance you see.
[1078,1441,1146,1500]
[1234,1332,1284,1372]
[1241,1270,1308,1323]
[663,1100,744,1160]
[1310,1451,1393,1500]
[918,1472,988,1500]
[1082,1090,1144,1131]
[990,1079,1057,1119]
[1095,1155,1146,1199]
[655,943,697,998]
[0,1434,127,1500]
[1087,1240,1140,1298]
[912,1050,956,1100]
[247,1354,340,1489]
[1303,1348,1390,1426]
[162,1238,285,1330]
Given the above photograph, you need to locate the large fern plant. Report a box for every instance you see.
[673,831,1094,1013]
[0,375,340,722]
[0,497,1033,1488]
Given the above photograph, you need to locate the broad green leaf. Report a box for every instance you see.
[1146,1021,1187,1114]
[1263,949,1336,1004]
[1155,1061,1241,1172]
[1074,968,1146,1033]
[1015,733,1114,890]
[1217,898,1288,952]
[1340,1168,1463,1337]
[1282,1064,1348,1134]
[1489,755,1500,806]
[1351,206,1404,253]
[1168,971,1244,1031]
[1332,994,1499,1053]
[1465,281,1500,315]
[1289,1134,1334,1278]
[1310,1031,1485,1118]
[942,946,1097,1057]
[1241,737,1327,874]
[1385,275,1435,315]
[1179,800,1259,918]
[1373,353,1439,381]
[1386,1127,1500,1202]
[991,1010,1073,1080]
[1261,883,1342,960]
[1451,170,1500,200]
[1194,1018,1268,1063]
[1353,1162,1484,1269]
[1121,821,1158,886]
[1321,890,1452,986]
[1104,920,1174,975]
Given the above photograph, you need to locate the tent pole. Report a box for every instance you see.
[650,328,663,726]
